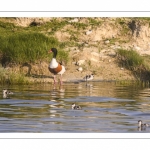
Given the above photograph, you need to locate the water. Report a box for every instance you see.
[0,81,150,133]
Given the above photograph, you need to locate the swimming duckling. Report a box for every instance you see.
[144,123,149,127]
[138,120,149,127]
[138,120,149,131]
[138,120,145,131]
[138,120,143,128]
[2,89,14,98]
[72,103,81,110]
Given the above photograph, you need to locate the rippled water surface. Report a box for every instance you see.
[1,81,150,133]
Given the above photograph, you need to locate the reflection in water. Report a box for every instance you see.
[138,126,147,132]
[0,81,150,132]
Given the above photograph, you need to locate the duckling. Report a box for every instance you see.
[72,103,81,110]
[138,120,149,131]
[138,120,144,127]
[83,74,94,81]
[144,123,149,127]
[138,120,149,128]
[138,120,145,131]
[2,89,14,98]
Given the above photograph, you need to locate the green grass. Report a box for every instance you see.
[0,67,29,84]
[0,21,15,29]
[0,32,69,64]
[56,50,69,64]
[29,19,68,33]
[117,49,145,70]
[0,21,23,36]
[134,17,150,21]
[70,22,88,30]
[117,49,150,80]
[88,18,102,26]
[115,18,130,35]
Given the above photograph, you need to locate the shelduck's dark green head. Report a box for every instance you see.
[49,48,57,58]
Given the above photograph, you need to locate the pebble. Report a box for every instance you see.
[77,67,83,72]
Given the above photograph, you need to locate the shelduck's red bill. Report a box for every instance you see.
[48,49,52,53]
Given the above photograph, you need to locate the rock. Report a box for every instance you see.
[104,40,110,44]
[90,58,99,62]
[77,60,85,66]
[68,18,79,23]
[110,45,121,49]
[91,52,100,57]
[108,51,116,57]
[90,52,100,62]
[77,67,83,72]
[85,30,92,35]
[134,46,141,51]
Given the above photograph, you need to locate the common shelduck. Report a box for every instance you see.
[2,89,13,98]
[72,103,81,110]
[48,48,66,85]
[83,74,94,81]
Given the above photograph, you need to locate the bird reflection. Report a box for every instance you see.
[86,82,93,88]
[138,126,146,131]
[50,84,65,99]
[85,82,93,96]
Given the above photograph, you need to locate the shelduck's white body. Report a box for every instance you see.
[49,58,65,75]
[48,48,66,85]
[50,58,58,68]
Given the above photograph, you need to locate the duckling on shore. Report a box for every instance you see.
[83,74,94,81]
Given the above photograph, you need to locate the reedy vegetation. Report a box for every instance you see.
[117,49,150,80]
[0,67,29,84]
[0,32,69,64]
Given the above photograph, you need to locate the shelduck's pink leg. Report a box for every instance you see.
[53,75,56,85]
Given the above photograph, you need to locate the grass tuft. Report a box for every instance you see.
[117,49,150,80]
[117,49,144,70]
[0,32,69,65]
[0,67,29,85]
